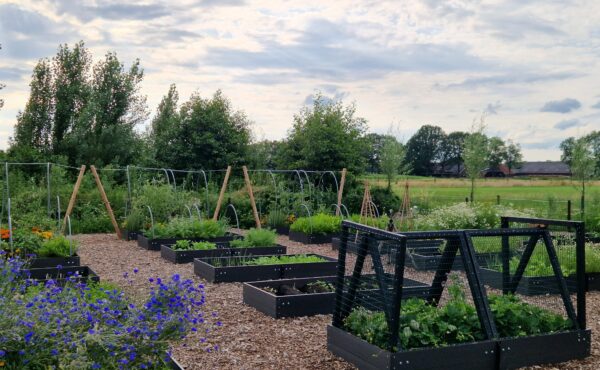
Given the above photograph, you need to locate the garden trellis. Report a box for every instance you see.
[330,218,590,370]
[244,167,347,226]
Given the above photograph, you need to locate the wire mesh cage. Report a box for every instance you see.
[329,219,590,370]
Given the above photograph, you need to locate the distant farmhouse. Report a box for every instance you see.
[433,161,571,178]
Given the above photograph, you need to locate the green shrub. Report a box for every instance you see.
[266,209,287,228]
[230,228,277,248]
[37,235,78,257]
[349,214,390,230]
[290,213,341,235]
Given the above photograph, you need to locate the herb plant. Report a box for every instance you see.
[36,236,78,257]
[146,218,228,240]
[229,228,277,248]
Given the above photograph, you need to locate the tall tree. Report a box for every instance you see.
[52,41,91,154]
[278,94,368,173]
[487,137,507,168]
[405,125,445,176]
[150,84,180,167]
[463,117,489,202]
[363,133,388,173]
[560,137,576,166]
[439,131,468,174]
[11,59,54,155]
[67,52,147,166]
[169,90,251,169]
[380,134,406,190]
[571,137,596,217]
[504,140,523,175]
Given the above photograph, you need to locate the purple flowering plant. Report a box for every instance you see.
[0,254,218,369]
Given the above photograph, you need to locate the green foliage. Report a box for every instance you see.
[370,187,400,216]
[132,184,186,223]
[266,209,287,228]
[276,93,368,173]
[230,228,277,248]
[463,119,489,202]
[380,134,407,190]
[243,254,326,266]
[305,280,335,293]
[500,244,600,276]
[123,209,145,231]
[171,240,217,251]
[149,88,251,170]
[349,214,390,230]
[405,125,446,176]
[488,294,572,337]
[148,218,228,240]
[344,281,571,351]
[10,41,146,167]
[37,235,78,257]
[289,213,342,235]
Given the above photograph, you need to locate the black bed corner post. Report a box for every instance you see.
[575,222,586,329]
[461,232,498,340]
[500,217,510,294]
[389,236,407,352]
[332,223,350,328]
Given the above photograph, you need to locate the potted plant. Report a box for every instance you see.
[289,213,341,244]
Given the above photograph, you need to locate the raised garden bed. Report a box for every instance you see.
[275,225,290,235]
[120,228,139,241]
[137,232,239,251]
[289,230,337,245]
[404,248,501,271]
[480,268,600,294]
[333,237,444,255]
[193,254,337,283]
[28,254,80,268]
[24,265,99,285]
[243,276,429,318]
[161,244,287,264]
[327,325,590,370]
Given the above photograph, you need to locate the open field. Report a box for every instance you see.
[363,175,600,219]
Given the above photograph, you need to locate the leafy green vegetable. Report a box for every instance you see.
[344,281,571,351]
[171,240,217,251]
[243,254,326,266]
[290,213,341,235]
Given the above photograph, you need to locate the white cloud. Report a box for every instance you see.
[1,0,600,162]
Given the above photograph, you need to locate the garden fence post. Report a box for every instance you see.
[567,200,572,220]
[90,165,122,239]
[496,195,500,205]
[62,165,86,233]
[47,162,51,217]
[336,168,347,216]
[243,166,261,228]
[213,166,231,221]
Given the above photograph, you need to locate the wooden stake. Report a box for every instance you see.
[90,165,122,239]
[62,165,86,233]
[213,166,232,221]
[336,168,347,216]
[243,166,261,228]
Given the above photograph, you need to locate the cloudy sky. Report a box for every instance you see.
[1,0,599,160]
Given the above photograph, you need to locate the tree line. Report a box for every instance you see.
[0,41,545,181]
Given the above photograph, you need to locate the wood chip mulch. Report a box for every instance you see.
[75,233,600,370]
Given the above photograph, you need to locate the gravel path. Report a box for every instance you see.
[75,233,599,370]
